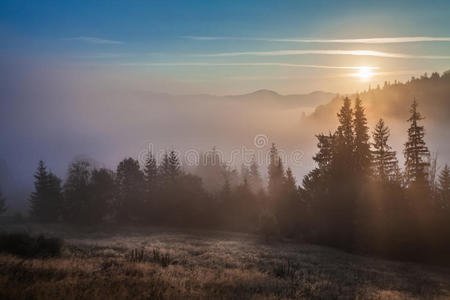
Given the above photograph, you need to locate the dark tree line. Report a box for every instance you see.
[27,98,450,263]
[0,188,6,215]
[302,97,450,262]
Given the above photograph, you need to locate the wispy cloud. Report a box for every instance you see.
[61,36,123,45]
[184,36,450,44]
[196,50,450,59]
[120,62,378,70]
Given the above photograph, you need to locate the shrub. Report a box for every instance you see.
[0,232,63,258]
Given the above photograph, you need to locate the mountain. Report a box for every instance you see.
[227,90,336,109]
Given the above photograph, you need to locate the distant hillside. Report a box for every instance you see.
[227,90,336,109]
[308,71,450,125]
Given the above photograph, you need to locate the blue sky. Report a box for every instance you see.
[1,0,450,94]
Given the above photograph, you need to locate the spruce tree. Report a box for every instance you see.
[268,143,285,199]
[89,168,115,223]
[372,119,399,182]
[115,158,145,222]
[404,100,430,187]
[313,133,334,171]
[240,164,250,183]
[63,160,91,223]
[353,97,372,176]
[438,164,450,209]
[144,152,158,193]
[0,188,7,215]
[29,160,62,222]
[336,97,354,154]
[160,151,181,181]
[284,167,296,193]
[29,160,49,220]
[248,157,263,193]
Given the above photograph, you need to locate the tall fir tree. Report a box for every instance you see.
[89,168,115,224]
[248,157,263,193]
[372,119,399,182]
[115,158,145,222]
[143,152,158,194]
[63,160,92,223]
[284,167,296,193]
[160,150,181,181]
[313,133,334,171]
[268,143,285,199]
[404,100,430,187]
[353,97,372,176]
[438,164,450,209]
[29,160,62,222]
[0,188,7,215]
[335,97,354,154]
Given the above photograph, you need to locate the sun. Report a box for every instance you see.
[355,67,374,81]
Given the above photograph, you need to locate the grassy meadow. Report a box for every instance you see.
[0,224,449,299]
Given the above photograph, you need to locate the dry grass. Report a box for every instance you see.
[1,224,449,299]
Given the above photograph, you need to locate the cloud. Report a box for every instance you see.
[196,50,450,59]
[184,36,450,44]
[120,62,378,70]
[62,36,123,45]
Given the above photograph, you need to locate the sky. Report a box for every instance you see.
[1,0,450,94]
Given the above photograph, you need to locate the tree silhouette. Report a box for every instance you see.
[268,143,285,200]
[63,160,91,224]
[248,157,263,193]
[372,119,399,182]
[404,100,430,187]
[353,97,372,176]
[89,168,115,224]
[438,164,450,209]
[144,152,158,194]
[29,160,62,222]
[0,188,7,215]
[115,158,145,223]
[160,151,181,181]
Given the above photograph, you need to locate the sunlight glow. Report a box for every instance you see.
[355,66,375,81]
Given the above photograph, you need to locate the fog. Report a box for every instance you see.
[1,61,449,212]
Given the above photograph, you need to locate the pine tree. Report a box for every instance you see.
[284,167,296,193]
[353,97,372,176]
[89,168,115,223]
[160,151,181,181]
[268,143,285,199]
[372,119,399,182]
[438,164,450,209]
[336,97,354,153]
[313,133,334,171]
[0,188,7,215]
[404,100,430,187]
[29,160,49,220]
[115,158,145,222]
[144,152,158,193]
[248,157,263,193]
[63,160,92,223]
[29,160,62,222]
[240,164,250,183]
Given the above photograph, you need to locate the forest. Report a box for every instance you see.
[7,90,448,265]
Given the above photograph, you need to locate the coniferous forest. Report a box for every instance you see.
[24,96,450,264]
